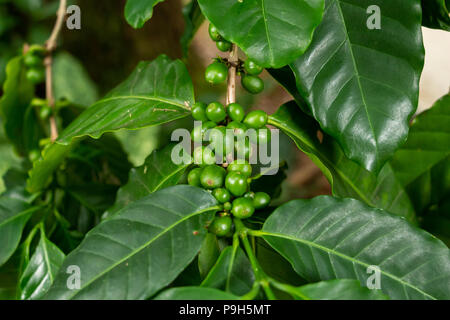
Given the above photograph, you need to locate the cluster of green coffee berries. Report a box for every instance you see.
[187,101,271,237]
[24,46,46,85]
[205,24,265,94]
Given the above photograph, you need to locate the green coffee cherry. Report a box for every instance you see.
[253,192,271,209]
[188,168,203,187]
[191,121,216,143]
[225,172,248,197]
[244,59,263,76]
[191,102,208,121]
[209,216,232,237]
[249,127,271,145]
[193,146,216,166]
[243,110,268,129]
[235,137,253,160]
[208,24,222,41]
[39,105,52,120]
[227,103,245,122]
[28,149,41,163]
[241,74,264,94]
[24,53,43,68]
[212,188,231,203]
[243,191,255,199]
[223,202,232,211]
[227,121,247,138]
[216,40,232,52]
[200,165,226,189]
[231,197,255,219]
[205,62,228,85]
[26,68,45,84]
[206,102,226,123]
[227,160,252,177]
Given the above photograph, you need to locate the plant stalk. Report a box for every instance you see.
[226,44,239,105]
[45,0,67,142]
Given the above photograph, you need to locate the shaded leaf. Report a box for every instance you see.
[201,246,255,296]
[198,233,220,279]
[105,143,191,217]
[421,0,450,31]
[45,185,219,299]
[289,0,424,172]
[125,0,165,28]
[390,94,450,214]
[269,102,416,222]
[262,196,450,299]
[275,279,388,300]
[197,0,325,68]
[19,230,65,300]
[53,52,99,107]
[154,286,239,300]
[0,56,34,155]
[181,0,205,59]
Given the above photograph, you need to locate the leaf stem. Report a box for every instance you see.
[234,218,276,300]
[45,0,67,142]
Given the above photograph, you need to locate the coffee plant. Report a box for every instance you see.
[0,0,449,300]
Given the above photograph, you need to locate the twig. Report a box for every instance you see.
[226,44,239,105]
[45,0,67,142]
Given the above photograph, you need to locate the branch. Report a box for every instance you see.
[226,44,239,105]
[45,0,67,142]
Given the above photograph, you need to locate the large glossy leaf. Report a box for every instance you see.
[275,279,388,300]
[0,56,34,155]
[154,286,239,300]
[269,102,416,222]
[53,52,99,107]
[19,231,65,300]
[289,0,425,173]
[262,196,450,299]
[57,55,193,145]
[198,233,220,279]
[201,246,255,296]
[125,0,165,28]
[197,0,325,68]
[390,94,450,214]
[0,193,41,267]
[45,185,219,300]
[422,0,450,31]
[105,143,191,217]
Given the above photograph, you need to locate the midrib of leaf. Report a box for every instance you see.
[40,236,54,284]
[150,165,188,192]
[334,0,378,153]
[68,205,220,299]
[259,230,435,300]
[94,95,191,110]
[0,206,41,228]
[268,117,374,206]
[259,0,274,64]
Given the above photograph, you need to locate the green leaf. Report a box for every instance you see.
[197,0,325,68]
[390,94,450,214]
[105,143,192,217]
[57,55,193,145]
[27,55,192,193]
[181,0,204,59]
[124,0,165,28]
[19,230,65,300]
[53,52,99,107]
[45,185,219,300]
[154,286,239,300]
[262,196,450,299]
[0,193,41,267]
[289,0,424,173]
[421,0,450,31]
[198,233,220,279]
[275,279,388,300]
[201,246,255,296]
[269,102,416,222]
[27,143,75,193]
[0,56,34,155]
